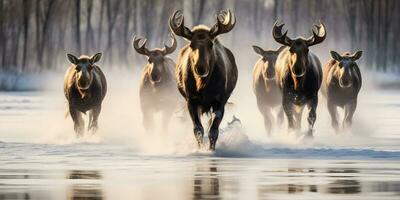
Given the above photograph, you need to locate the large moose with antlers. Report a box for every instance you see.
[273,21,326,137]
[133,34,179,131]
[169,9,238,150]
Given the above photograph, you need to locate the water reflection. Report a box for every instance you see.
[66,170,103,200]
[258,168,363,197]
[324,169,361,194]
[192,160,220,200]
[1,162,400,200]
[327,179,361,194]
[0,193,32,200]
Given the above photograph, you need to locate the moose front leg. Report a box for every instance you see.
[187,100,204,148]
[343,99,357,130]
[282,93,295,131]
[142,109,154,133]
[327,100,339,132]
[293,105,305,130]
[161,107,173,132]
[209,104,225,150]
[88,104,102,134]
[69,106,84,137]
[257,100,272,135]
[277,106,285,127]
[306,95,318,137]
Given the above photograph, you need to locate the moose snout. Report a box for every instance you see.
[150,73,162,83]
[194,64,210,77]
[339,76,352,88]
[76,72,92,89]
[339,69,353,88]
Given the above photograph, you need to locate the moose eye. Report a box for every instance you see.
[75,65,82,71]
[88,65,94,71]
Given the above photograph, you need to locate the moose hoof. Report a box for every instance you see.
[90,126,98,135]
[208,129,219,151]
[74,126,84,138]
[305,129,314,139]
[89,122,98,135]
[209,142,216,151]
[194,127,204,148]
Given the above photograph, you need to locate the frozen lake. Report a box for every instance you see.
[1,85,400,199]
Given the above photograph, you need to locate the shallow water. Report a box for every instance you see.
[1,88,400,200]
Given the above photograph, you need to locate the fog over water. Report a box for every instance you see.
[1,59,400,199]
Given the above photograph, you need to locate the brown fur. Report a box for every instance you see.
[133,35,179,131]
[64,53,107,137]
[170,9,237,150]
[252,45,285,134]
[273,22,326,136]
[322,51,362,132]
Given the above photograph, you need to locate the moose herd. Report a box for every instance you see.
[64,9,363,150]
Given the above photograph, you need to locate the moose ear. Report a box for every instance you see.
[252,45,264,56]
[352,51,363,61]
[90,53,102,64]
[67,53,78,65]
[330,51,342,61]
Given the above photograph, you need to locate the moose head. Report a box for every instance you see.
[330,51,362,88]
[133,34,177,84]
[66,53,102,90]
[169,9,236,78]
[273,22,326,78]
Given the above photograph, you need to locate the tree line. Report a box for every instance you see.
[0,0,399,73]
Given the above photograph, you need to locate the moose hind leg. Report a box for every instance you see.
[306,96,318,137]
[89,104,102,134]
[187,101,204,147]
[70,108,84,137]
[208,105,225,150]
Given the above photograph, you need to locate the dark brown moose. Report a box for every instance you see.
[133,34,179,131]
[64,53,107,137]
[169,9,238,150]
[252,45,285,134]
[273,21,326,137]
[322,51,362,132]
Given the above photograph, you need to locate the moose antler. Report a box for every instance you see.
[133,36,150,56]
[272,21,292,46]
[169,10,193,40]
[306,22,326,46]
[162,33,177,55]
[209,9,236,38]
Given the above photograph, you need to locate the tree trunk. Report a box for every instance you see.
[85,0,94,53]
[75,0,81,54]
[22,0,31,71]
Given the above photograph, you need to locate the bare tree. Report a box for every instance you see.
[21,0,31,71]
